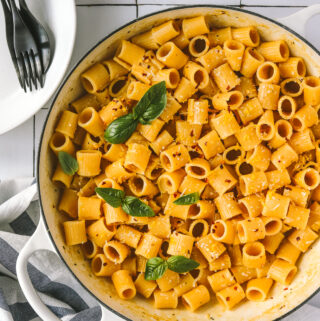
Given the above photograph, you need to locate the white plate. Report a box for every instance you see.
[0,0,76,135]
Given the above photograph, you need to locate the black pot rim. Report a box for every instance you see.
[37,5,320,321]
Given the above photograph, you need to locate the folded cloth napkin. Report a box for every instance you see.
[0,178,101,321]
[1,179,320,321]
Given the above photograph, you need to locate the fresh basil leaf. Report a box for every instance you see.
[122,196,155,217]
[133,81,167,122]
[145,257,168,280]
[58,151,78,176]
[95,187,125,208]
[173,192,200,205]
[104,113,138,144]
[167,256,199,273]
[138,117,151,125]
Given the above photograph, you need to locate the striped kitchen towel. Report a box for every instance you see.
[0,178,101,321]
[0,178,320,321]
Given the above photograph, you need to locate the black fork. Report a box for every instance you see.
[7,0,44,91]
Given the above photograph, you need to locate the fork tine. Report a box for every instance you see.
[13,57,25,90]
[31,50,43,88]
[16,55,27,92]
[20,52,31,89]
[27,50,38,90]
[32,50,44,88]
[23,51,34,91]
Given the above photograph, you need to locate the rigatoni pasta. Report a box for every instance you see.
[50,16,320,313]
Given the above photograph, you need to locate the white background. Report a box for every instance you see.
[0,1,320,319]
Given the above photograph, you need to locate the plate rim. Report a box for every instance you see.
[0,0,77,135]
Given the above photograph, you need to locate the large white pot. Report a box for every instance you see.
[17,5,320,321]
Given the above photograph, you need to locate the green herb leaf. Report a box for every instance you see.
[133,81,167,123]
[122,196,155,217]
[173,192,200,205]
[138,117,152,125]
[95,187,125,208]
[104,113,138,144]
[145,257,168,280]
[167,256,200,273]
[58,151,78,176]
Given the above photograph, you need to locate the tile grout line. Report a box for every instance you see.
[135,0,138,18]
[32,115,35,177]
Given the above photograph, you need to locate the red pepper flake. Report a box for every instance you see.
[204,178,208,183]
[225,179,231,183]
[220,164,223,169]
[174,193,178,198]
[253,229,258,232]
[296,236,301,241]
[284,288,288,291]
[103,263,107,266]
[190,130,194,137]
[226,85,230,91]
[234,286,238,290]
[226,297,230,301]
[142,73,147,77]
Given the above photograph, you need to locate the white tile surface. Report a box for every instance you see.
[0,117,34,179]
[70,5,137,73]
[34,109,49,158]
[138,4,176,16]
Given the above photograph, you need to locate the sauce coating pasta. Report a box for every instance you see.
[51,16,320,312]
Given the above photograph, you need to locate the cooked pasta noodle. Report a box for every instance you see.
[50,16,320,312]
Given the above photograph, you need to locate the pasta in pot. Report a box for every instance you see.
[49,15,320,313]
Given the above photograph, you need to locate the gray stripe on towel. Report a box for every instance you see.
[9,211,36,236]
[0,238,89,312]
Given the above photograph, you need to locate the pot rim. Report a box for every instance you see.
[37,5,320,321]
